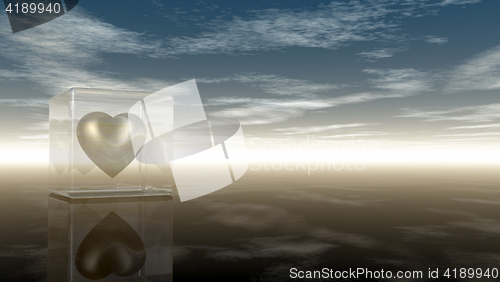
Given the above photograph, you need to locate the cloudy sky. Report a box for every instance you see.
[1,0,499,163]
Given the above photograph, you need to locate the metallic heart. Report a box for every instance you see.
[76,112,146,178]
[75,212,146,280]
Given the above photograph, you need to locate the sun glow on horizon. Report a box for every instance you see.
[2,142,500,166]
[0,146,49,164]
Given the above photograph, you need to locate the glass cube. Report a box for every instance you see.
[48,194,173,282]
[49,88,174,198]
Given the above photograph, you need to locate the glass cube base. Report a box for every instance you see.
[50,187,173,199]
[48,193,173,282]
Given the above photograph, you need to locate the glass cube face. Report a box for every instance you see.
[49,88,174,198]
[48,194,173,282]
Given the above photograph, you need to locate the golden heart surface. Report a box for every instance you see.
[76,112,146,178]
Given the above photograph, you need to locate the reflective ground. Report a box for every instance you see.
[2,163,500,281]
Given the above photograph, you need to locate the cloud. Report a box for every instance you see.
[275,190,384,207]
[202,73,340,125]
[0,9,170,94]
[451,198,500,206]
[424,208,475,218]
[199,73,340,98]
[0,0,486,138]
[21,121,49,131]
[395,225,450,240]
[447,123,500,130]
[0,10,164,61]
[0,98,48,107]
[321,132,389,139]
[395,43,500,139]
[272,123,373,135]
[437,132,500,137]
[396,103,500,144]
[364,68,431,94]
[207,236,335,261]
[0,0,481,98]
[438,186,500,194]
[2,0,461,97]
[444,251,500,273]
[173,245,225,264]
[164,0,479,56]
[424,35,449,45]
[204,69,430,125]
[0,69,29,80]
[165,2,393,56]
[397,103,500,123]
[187,196,382,265]
[19,134,49,140]
[436,137,500,142]
[446,45,500,93]
[200,201,303,232]
[196,197,382,249]
[438,0,481,5]
[310,227,381,249]
[0,245,46,281]
[323,68,431,107]
[452,218,500,234]
[207,97,333,125]
[357,48,405,61]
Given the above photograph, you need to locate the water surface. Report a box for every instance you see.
[1,164,500,281]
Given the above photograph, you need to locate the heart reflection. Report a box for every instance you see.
[75,212,146,280]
